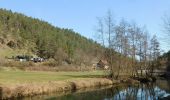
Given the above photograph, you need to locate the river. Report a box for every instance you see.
[21,78,170,100]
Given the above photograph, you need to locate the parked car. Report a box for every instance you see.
[31,57,45,63]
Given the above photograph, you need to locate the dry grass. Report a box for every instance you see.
[0,58,91,71]
[0,78,115,99]
[25,65,91,72]
[0,58,35,70]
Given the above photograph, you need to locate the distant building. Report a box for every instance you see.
[92,60,109,70]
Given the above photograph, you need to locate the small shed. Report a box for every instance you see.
[97,60,109,70]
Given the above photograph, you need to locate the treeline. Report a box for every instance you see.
[96,11,161,78]
[0,9,102,65]
[161,14,170,72]
[159,51,170,72]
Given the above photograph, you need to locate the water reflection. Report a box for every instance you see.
[23,79,170,100]
[113,83,170,100]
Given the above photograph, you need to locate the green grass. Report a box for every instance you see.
[0,69,105,85]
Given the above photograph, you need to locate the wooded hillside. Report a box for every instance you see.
[0,9,102,66]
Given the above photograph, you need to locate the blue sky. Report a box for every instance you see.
[0,0,170,52]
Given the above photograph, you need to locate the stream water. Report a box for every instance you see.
[22,78,170,100]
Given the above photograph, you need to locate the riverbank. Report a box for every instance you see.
[0,69,139,99]
[0,78,140,99]
[0,78,113,99]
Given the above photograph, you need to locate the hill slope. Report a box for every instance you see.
[0,9,102,66]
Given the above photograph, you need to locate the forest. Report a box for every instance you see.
[0,8,103,68]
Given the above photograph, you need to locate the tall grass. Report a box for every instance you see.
[1,78,114,99]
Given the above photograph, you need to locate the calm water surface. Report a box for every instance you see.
[23,78,170,100]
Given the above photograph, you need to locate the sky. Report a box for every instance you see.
[0,0,170,52]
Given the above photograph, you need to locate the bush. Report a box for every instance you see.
[0,58,34,70]
[42,59,58,67]
[53,48,68,65]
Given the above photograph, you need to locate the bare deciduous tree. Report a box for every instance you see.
[105,10,116,78]
[149,35,160,76]
[95,10,161,79]
[96,17,105,47]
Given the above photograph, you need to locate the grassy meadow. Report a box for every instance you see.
[0,68,105,85]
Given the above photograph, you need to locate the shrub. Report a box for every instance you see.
[42,59,58,67]
[0,57,34,70]
[53,48,68,65]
